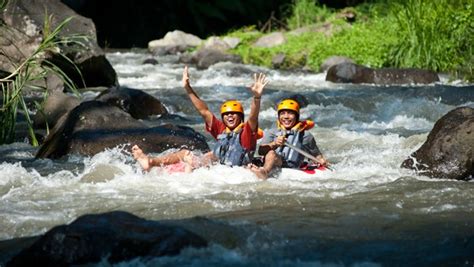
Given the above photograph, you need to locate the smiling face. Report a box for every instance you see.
[278,110,298,129]
[222,112,242,130]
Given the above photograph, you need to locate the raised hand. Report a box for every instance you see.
[249,73,269,98]
[182,65,191,89]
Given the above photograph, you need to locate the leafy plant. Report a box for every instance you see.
[389,0,473,73]
[0,15,84,145]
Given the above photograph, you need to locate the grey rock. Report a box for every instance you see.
[326,63,439,85]
[148,30,202,54]
[7,211,208,266]
[96,87,168,119]
[0,0,117,89]
[401,107,474,180]
[253,32,286,48]
[320,56,355,72]
[35,101,209,158]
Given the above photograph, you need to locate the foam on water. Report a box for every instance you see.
[1,52,474,265]
[108,52,333,91]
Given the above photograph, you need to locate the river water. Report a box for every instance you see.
[1,51,473,266]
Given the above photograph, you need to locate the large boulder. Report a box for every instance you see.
[6,211,208,266]
[0,0,117,89]
[326,63,439,84]
[35,101,209,158]
[95,87,168,119]
[320,56,355,72]
[148,30,202,56]
[33,91,81,129]
[401,107,474,180]
[34,87,169,130]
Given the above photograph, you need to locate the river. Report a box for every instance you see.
[1,51,473,266]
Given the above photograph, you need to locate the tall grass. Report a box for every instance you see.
[389,0,473,73]
[285,0,332,30]
[0,15,83,145]
[229,0,471,80]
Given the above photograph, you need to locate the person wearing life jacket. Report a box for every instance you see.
[249,98,328,179]
[132,66,268,172]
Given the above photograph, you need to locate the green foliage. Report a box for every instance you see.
[0,15,83,145]
[225,27,267,65]
[285,0,333,30]
[314,17,398,69]
[230,14,399,71]
[389,0,473,73]
[227,0,472,81]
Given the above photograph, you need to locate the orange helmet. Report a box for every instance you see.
[277,99,300,114]
[221,100,244,115]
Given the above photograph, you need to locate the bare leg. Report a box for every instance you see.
[249,150,282,180]
[132,145,191,171]
[149,149,190,166]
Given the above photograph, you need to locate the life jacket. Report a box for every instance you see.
[274,120,314,168]
[212,123,254,166]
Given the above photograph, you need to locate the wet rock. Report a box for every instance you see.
[151,44,188,56]
[34,87,167,131]
[182,49,242,69]
[208,62,265,77]
[320,56,355,72]
[142,58,159,65]
[326,63,439,84]
[35,101,209,158]
[401,107,474,180]
[372,67,439,84]
[33,91,81,129]
[7,211,208,266]
[95,87,168,119]
[326,63,373,83]
[0,0,117,89]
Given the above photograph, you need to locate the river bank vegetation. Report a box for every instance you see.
[225,0,473,81]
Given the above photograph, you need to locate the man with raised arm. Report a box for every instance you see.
[132,66,268,172]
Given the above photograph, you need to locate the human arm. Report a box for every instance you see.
[247,73,268,133]
[303,133,328,166]
[182,66,213,126]
[258,134,286,155]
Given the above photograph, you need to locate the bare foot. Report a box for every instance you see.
[182,150,194,173]
[131,145,151,171]
[247,164,268,180]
